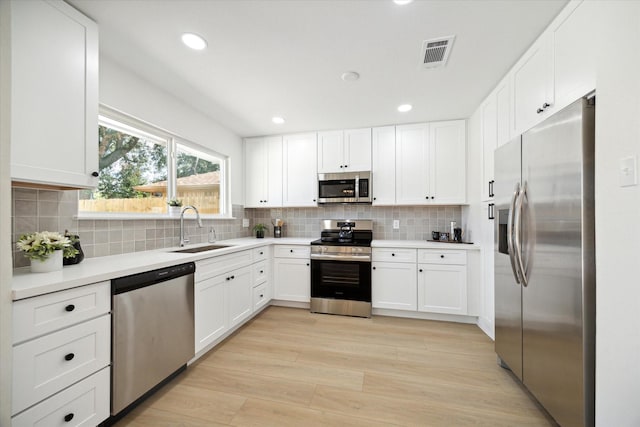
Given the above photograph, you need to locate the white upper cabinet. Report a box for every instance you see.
[495,78,512,148]
[372,126,396,205]
[245,136,282,208]
[429,120,466,204]
[283,133,318,207]
[395,123,431,205]
[396,121,466,205]
[317,128,371,173]
[551,0,596,111]
[512,31,554,135]
[10,0,99,189]
[481,95,497,202]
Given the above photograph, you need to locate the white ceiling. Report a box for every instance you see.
[69,0,568,138]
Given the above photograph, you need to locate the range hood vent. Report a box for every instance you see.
[420,36,455,68]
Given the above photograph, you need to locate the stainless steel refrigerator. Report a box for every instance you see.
[494,96,595,427]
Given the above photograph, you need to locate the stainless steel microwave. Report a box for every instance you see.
[317,172,372,204]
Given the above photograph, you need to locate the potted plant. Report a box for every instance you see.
[167,198,183,217]
[16,231,79,273]
[253,223,268,239]
[63,230,85,266]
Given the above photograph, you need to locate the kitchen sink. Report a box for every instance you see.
[171,244,230,253]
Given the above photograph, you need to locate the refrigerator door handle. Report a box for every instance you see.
[514,181,529,287]
[507,183,522,284]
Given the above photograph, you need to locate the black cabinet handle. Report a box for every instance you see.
[340,165,343,168]
[419,269,423,272]
[260,270,264,274]
[290,249,293,253]
[65,304,75,312]
[391,253,395,256]
[231,275,235,280]
[543,102,551,109]
[260,251,264,255]
[260,294,264,298]
[440,255,445,258]
[425,196,429,199]
[536,108,544,114]
[431,196,435,199]
[226,277,230,281]
[91,171,99,177]
[64,413,74,422]
[306,263,310,266]
[372,266,376,270]
[64,353,75,361]
[488,203,495,220]
[488,180,495,198]
[373,197,377,201]
[313,199,317,202]
[344,165,348,168]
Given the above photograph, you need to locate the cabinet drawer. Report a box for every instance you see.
[418,249,467,265]
[274,245,310,259]
[12,366,109,427]
[196,250,252,281]
[13,281,110,344]
[253,260,268,286]
[372,248,417,263]
[12,315,110,415]
[253,246,270,262]
[253,282,269,311]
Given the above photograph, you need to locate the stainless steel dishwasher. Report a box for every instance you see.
[111,262,195,418]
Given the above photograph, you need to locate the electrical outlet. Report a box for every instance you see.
[619,155,637,187]
[393,220,400,229]
[242,218,250,228]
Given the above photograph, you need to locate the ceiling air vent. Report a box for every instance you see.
[420,36,455,69]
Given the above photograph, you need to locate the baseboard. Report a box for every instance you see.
[372,308,478,324]
[477,316,495,340]
[270,299,310,309]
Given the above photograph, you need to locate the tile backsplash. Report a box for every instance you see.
[11,187,462,268]
[11,188,250,268]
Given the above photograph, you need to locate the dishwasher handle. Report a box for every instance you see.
[112,262,196,295]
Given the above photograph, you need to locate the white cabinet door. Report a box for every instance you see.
[551,0,596,111]
[245,136,282,208]
[227,266,253,328]
[395,123,430,205]
[10,0,98,189]
[194,275,228,353]
[283,133,318,207]
[481,96,497,202]
[372,126,396,205]
[417,264,467,315]
[273,258,310,302]
[372,262,417,311]
[512,32,554,135]
[429,120,466,204]
[495,78,512,148]
[317,131,344,173]
[480,202,495,336]
[344,128,372,172]
[245,137,267,208]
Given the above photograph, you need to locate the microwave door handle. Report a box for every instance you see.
[355,175,360,201]
[507,183,522,284]
[513,182,529,287]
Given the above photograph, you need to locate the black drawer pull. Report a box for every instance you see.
[65,304,75,312]
[391,253,395,256]
[64,353,75,361]
[306,263,310,266]
[260,270,264,274]
[226,277,230,281]
[372,266,376,270]
[230,275,235,280]
[290,249,293,253]
[260,294,264,298]
[260,251,264,255]
[419,269,423,272]
[440,255,445,258]
[64,413,74,422]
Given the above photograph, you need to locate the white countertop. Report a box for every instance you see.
[12,237,312,301]
[372,239,481,250]
[12,237,479,300]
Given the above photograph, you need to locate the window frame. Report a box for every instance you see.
[77,105,232,219]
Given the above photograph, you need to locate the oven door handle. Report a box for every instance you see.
[310,253,372,262]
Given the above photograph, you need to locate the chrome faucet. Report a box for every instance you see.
[179,205,203,247]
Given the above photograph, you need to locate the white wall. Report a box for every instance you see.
[0,0,12,424]
[99,56,244,206]
[594,2,640,425]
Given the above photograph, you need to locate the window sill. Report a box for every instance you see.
[76,213,236,221]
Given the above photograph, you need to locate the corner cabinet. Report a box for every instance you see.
[317,128,372,173]
[396,120,466,205]
[273,245,311,302]
[282,133,318,207]
[245,136,283,208]
[10,0,99,189]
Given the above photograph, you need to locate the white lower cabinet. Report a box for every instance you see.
[371,261,417,311]
[227,266,253,328]
[418,263,467,315]
[273,257,311,302]
[12,367,109,427]
[194,273,229,353]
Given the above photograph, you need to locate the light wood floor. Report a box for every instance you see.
[115,306,555,426]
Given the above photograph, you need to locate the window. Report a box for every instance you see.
[79,108,227,217]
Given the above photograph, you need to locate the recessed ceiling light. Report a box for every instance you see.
[272,117,285,124]
[341,71,360,82]
[393,0,414,5]
[181,33,207,50]
[397,104,413,112]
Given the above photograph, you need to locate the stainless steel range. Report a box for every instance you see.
[310,219,373,317]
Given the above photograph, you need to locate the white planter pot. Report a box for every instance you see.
[169,206,182,217]
[30,250,63,273]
